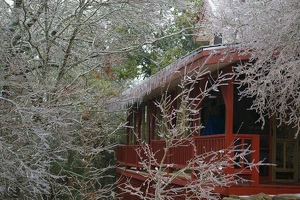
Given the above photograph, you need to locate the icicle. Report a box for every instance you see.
[117,46,206,109]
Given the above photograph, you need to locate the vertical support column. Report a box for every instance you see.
[146,101,150,144]
[192,80,200,136]
[150,100,157,141]
[136,104,143,144]
[132,105,138,145]
[193,74,208,136]
[268,115,274,180]
[223,78,234,146]
[191,75,208,179]
[221,66,234,177]
[141,102,146,143]
[126,111,131,145]
[220,66,234,146]
[169,90,177,129]
[252,135,260,185]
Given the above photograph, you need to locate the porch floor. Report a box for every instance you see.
[117,167,300,197]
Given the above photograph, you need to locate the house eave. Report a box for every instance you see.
[119,44,249,108]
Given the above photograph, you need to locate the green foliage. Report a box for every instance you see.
[115,0,205,79]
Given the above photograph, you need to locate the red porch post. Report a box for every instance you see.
[222,78,234,146]
[126,112,132,145]
[169,90,177,129]
[136,105,142,144]
[221,67,234,176]
[150,100,157,141]
[193,74,209,136]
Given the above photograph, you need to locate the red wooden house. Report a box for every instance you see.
[116,44,300,198]
[116,1,300,198]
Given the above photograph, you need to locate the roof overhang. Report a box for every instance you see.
[119,45,250,107]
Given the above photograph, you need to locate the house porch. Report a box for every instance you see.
[116,45,300,198]
[116,134,300,197]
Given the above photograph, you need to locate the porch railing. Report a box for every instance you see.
[194,134,226,155]
[116,144,145,170]
[116,134,260,185]
[232,134,260,185]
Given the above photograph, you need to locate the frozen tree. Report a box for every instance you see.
[204,0,300,136]
[0,0,195,199]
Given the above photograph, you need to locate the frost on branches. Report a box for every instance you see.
[0,0,194,199]
[206,0,300,137]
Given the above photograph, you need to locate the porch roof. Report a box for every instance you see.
[115,44,249,109]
